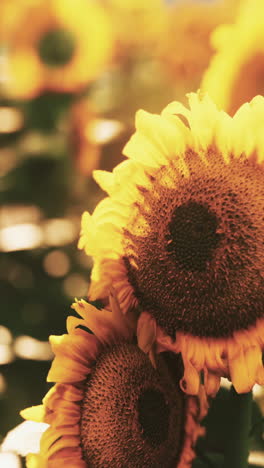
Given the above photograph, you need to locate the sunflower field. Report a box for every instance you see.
[0,1,264,467]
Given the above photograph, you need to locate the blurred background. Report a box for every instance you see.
[0,0,264,466]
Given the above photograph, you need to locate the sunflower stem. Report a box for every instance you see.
[224,386,252,468]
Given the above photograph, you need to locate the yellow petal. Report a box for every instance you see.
[21,406,45,423]
[93,170,115,195]
[8,52,43,99]
[26,453,42,468]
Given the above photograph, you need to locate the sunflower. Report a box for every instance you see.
[157,0,239,95]
[4,0,113,98]
[104,0,166,64]
[0,0,34,43]
[79,92,264,398]
[21,291,206,467]
[202,0,264,115]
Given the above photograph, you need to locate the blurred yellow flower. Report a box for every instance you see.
[4,0,113,98]
[0,0,35,42]
[202,0,264,115]
[21,294,206,467]
[79,92,264,398]
[105,0,166,63]
[158,0,239,94]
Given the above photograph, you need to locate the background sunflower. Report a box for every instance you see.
[157,0,239,100]
[2,0,113,98]
[202,0,264,115]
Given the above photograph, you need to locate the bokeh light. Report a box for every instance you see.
[43,250,70,277]
[14,336,53,361]
[1,421,48,456]
[63,273,88,298]
[0,224,43,252]
[0,452,21,468]
[43,218,78,246]
[0,107,24,134]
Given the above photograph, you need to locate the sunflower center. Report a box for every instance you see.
[38,28,76,67]
[138,388,169,445]
[167,201,220,271]
[124,154,264,338]
[80,344,185,468]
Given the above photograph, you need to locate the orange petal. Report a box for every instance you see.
[47,435,80,459]
[137,312,157,354]
[49,447,86,467]
[228,346,254,393]
[203,369,221,397]
[180,362,200,395]
[245,346,261,383]
[44,384,83,405]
